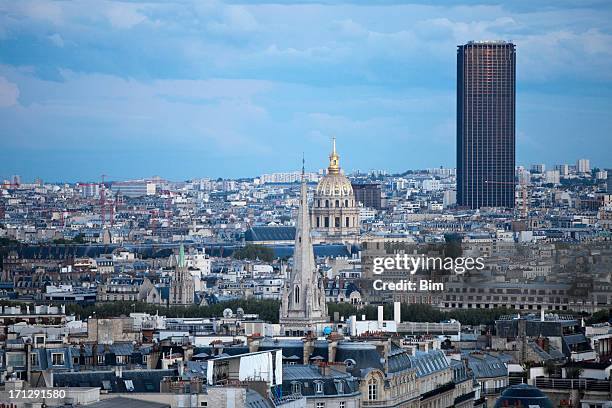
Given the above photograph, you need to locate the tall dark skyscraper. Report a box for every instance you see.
[457,41,516,209]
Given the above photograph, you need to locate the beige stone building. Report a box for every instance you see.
[311,139,359,245]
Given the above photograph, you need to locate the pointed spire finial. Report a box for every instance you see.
[328,137,340,175]
[178,243,185,268]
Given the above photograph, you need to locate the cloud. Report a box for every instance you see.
[47,33,64,47]
[0,76,19,107]
[206,6,259,35]
[0,0,612,179]
[103,3,147,29]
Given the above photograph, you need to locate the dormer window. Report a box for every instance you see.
[334,379,344,394]
[314,381,323,394]
[291,381,301,395]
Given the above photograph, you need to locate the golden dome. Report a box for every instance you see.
[316,173,353,197]
[315,138,354,197]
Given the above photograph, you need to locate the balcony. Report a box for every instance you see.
[535,377,611,392]
[481,386,507,396]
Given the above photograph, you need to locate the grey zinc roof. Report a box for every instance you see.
[408,350,450,378]
[283,365,349,381]
[246,389,274,408]
[245,226,296,242]
[54,369,176,392]
[84,397,170,408]
[466,353,508,379]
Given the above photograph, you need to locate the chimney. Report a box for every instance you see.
[303,337,314,365]
[328,339,338,363]
[393,302,401,325]
[349,315,357,337]
[377,305,384,329]
[25,340,32,384]
[247,336,261,353]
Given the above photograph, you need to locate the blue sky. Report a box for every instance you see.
[0,0,611,182]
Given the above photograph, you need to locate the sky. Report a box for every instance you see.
[0,0,611,182]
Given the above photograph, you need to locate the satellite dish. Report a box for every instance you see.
[223,308,233,318]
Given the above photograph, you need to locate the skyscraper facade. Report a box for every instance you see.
[457,41,516,209]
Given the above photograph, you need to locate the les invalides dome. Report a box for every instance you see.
[310,138,360,244]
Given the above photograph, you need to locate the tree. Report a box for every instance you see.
[565,366,583,379]
[64,299,282,324]
[443,233,463,259]
[232,244,275,262]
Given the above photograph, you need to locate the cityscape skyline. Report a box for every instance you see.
[1,1,612,182]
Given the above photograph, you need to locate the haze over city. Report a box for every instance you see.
[1,0,612,182]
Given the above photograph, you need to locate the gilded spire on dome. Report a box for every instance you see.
[328,137,340,175]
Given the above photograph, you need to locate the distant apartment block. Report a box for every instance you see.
[110,181,156,197]
[577,158,591,174]
[259,171,319,184]
[352,182,382,210]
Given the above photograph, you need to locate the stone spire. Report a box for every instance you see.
[280,160,328,334]
[178,243,185,268]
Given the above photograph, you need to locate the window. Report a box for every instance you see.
[368,378,378,400]
[291,382,301,395]
[335,379,344,394]
[315,381,323,393]
[339,402,345,408]
[316,403,325,408]
[200,402,208,407]
[142,355,148,364]
[52,353,65,366]
[294,286,300,304]
[124,380,135,392]
[30,353,38,367]
[335,217,340,228]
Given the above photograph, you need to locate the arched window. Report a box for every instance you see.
[294,286,300,304]
[368,378,378,400]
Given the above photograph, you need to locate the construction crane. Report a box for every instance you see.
[484,179,529,219]
[100,174,107,226]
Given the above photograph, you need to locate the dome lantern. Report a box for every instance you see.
[328,137,340,175]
